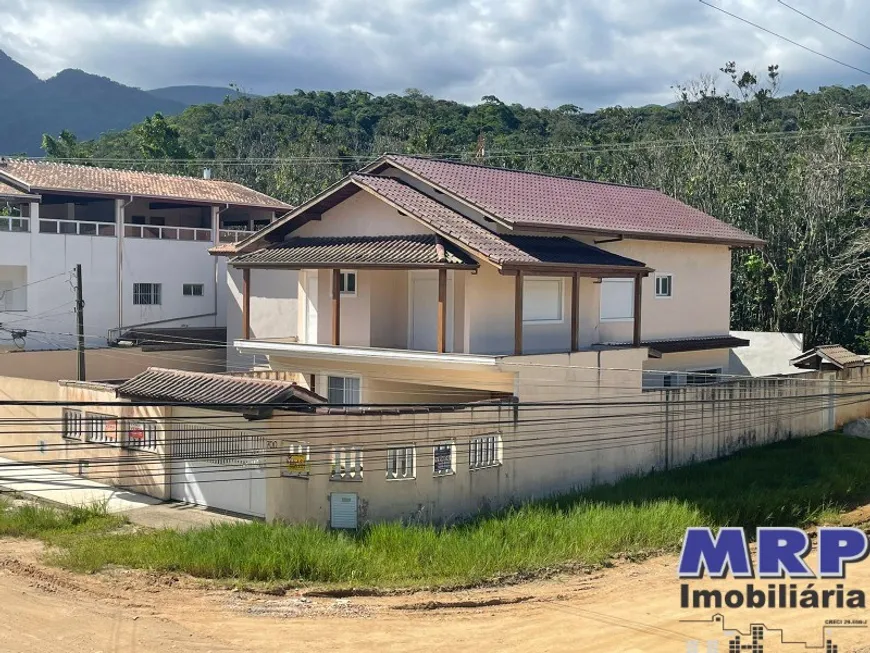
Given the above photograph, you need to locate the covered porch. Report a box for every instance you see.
[232,232,652,356]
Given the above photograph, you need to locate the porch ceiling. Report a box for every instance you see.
[229,233,479,269]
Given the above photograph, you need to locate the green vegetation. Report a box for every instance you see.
[36,63,870,349]
[1,434,867,588]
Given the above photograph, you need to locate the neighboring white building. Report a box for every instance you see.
[0,160,290,350]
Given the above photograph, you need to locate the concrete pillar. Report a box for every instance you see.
[115,199,125,330]
[211,206,220,243]
[28,201,39,229]
[66,202,75,221]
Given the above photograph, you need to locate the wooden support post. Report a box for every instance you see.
[571,272,580,352]
[332,268,341,346]
[633,273,643,347]
[437,268,447,353]
[514,270,524,356]
[242,268,251,339]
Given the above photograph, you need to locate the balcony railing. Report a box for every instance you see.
[124,224,212,242]
[39,219,115,237]
[218,229,256,243]
[0,216,29,233]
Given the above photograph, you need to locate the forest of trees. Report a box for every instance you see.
[37,62,870,351]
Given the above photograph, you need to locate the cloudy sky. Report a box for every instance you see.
[2,0,870,109]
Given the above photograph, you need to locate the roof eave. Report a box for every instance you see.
[499,262,653,276]
[509,221,765,248]
[229,260,479,270]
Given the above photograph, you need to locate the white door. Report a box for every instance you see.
[408,271,453,351]
[305,271,318,344]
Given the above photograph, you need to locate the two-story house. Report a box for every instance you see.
[218,155,762,401]
[0,160,290,350]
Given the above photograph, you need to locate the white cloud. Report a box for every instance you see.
[2,0,870,107]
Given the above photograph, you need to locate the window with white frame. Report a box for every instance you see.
[522,277,563,324]
[599,278,634,321]
[330,446,363,480]
[85,413,117,444]
[469,434,501,470]
[124,420,159,451]
[62,409,84,441]
[283,442,310,477]
[0,266,28,311]
[327,376,361,405]
[339,270,357,296]
[686,368,723,386]
[133,283,162,305]
[655,274,673,298]
[182,283,204,297]
[386,445,415,480]
[433,442,455,476]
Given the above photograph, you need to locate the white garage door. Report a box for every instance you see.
[170,424,266,518]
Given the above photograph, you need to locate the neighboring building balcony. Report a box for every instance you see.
[0,215,29,233]
[40,217,116,237]
[219,228,256,243]
[124,223,211,241]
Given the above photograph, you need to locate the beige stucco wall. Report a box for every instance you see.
[293,189,431,238]
[0,347,225,382]
[0,379,169,499]
[597,239,732,341]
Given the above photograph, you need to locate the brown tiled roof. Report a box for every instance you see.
[352,174,647,270]
[231,234,478,268]
[0,180,33,198]
[0,160,291,210]
[116,367,326,405]
[790,344,867,370]
[380,155,764,246]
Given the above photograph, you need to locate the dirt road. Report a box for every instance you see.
[1,538,868,652]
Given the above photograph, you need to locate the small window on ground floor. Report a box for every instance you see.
[331,446,363,480]
[433,442,455,476]
[284,442,311,477]
[338,270,357,296]
[386,446,415,480]
[469,434,501,469]
[124,420,159,451]
[62,409,84,441]
[85,413,118,444]
[133,283,162,305]
[182,283,204,297]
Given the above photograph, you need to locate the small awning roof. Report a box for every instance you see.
[498,235,647,274]
[631,335,751,354]
[790,344,868,370]
[116,367,326,406]
[230,234,479,269]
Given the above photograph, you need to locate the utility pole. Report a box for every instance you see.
[75,264,85,382]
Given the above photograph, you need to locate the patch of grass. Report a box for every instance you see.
[0,499,124,541]
[34,433,870,588]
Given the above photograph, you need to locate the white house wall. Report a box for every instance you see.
[292,189,431,238]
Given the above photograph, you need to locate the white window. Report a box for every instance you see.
[133,283,162,305]
[386,446,415,480]
[327,376,361,405]
[283,442,310,477]
[469,434,501,470]
[85,413,117,444]
[182,283,204,297]
[339,271,357,296]
[433,442,455,476]
[655,274,672,298]
[0,265,27,311]
[330,446,363,480]
[523,277,563,324]
[62,409,84,441]
[124,420,159,451]
[600,278,634,321]
[687,368,723,386]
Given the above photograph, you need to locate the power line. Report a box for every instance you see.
[776,0,870,52]
[699,0,870,77]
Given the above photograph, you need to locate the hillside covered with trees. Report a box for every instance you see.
[37,62,870,351]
